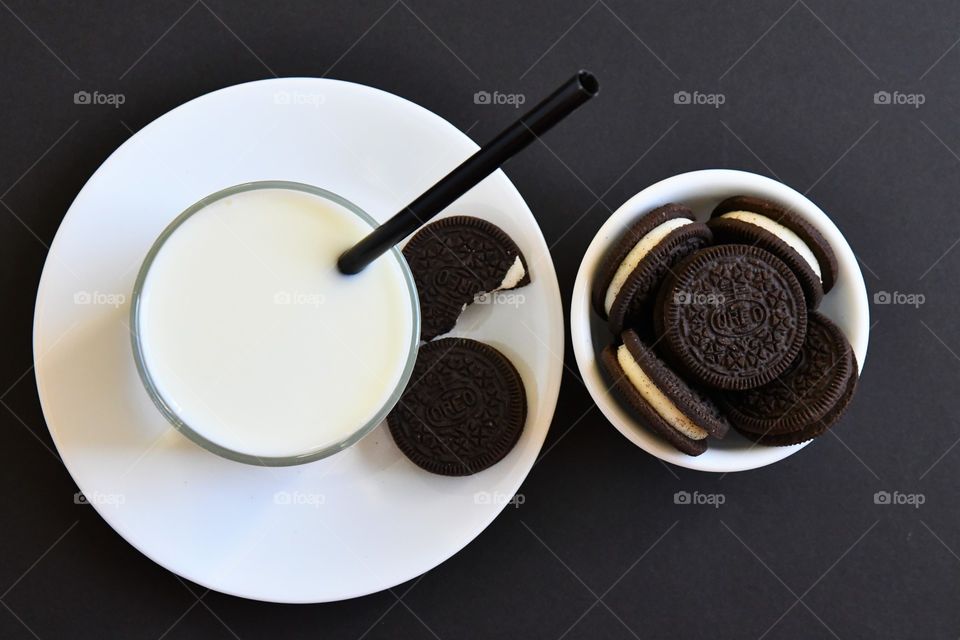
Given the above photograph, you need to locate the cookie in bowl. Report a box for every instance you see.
[708,195,838,309]
[720,311,858,446]
[591,203,712,338]
[599,328,729,456]
[654,244,808,391]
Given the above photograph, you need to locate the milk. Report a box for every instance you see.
[136,187,415,460]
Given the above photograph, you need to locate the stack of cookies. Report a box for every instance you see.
[594,196,858,456]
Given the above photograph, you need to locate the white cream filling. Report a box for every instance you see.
[472,256,527,304]
[720,211,821,281]
[499,256,526,290]
[616,345,708,441]
[604,218,692,315]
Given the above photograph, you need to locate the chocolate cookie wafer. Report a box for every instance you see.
[592,204,712,337]
[387,338,526,476]
[655,244,808,391]
[722,311,858,444]
[403,216,530,341]
[710,195,838,299]
[599,329,730,456]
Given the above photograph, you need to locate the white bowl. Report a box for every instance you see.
[571,170,869,473]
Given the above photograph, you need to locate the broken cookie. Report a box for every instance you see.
[402,215,530,341]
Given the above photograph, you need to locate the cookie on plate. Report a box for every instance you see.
[591,203,712,337]
[387,338,526,476]
[403,216,530,341]
[721,311,858,445]
[708,195,838,307]
[655,244,808,391]
[599,328,729,456]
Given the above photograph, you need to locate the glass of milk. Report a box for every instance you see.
[130,181,420,465]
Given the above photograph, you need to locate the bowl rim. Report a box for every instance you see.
[570,169,870,473]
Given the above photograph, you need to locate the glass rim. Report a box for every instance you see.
[130,180,421,466]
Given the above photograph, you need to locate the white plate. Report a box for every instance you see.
[571,170,869,473]
[33,78,564,602]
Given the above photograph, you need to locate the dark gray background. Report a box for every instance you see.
[2,1,957,638]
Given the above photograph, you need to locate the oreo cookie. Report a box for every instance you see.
[709,195,838,303]
[403,216,530,341]
[722,311,858,444]
[387,338,526,476]
[592,204,712,336]
[734,367,858,446]
[655,244,808,391]
[599,329,730,456]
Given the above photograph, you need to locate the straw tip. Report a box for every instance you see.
[577,70,600,96]
[337,251,363,275]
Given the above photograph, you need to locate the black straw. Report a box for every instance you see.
[338,70,599,274]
